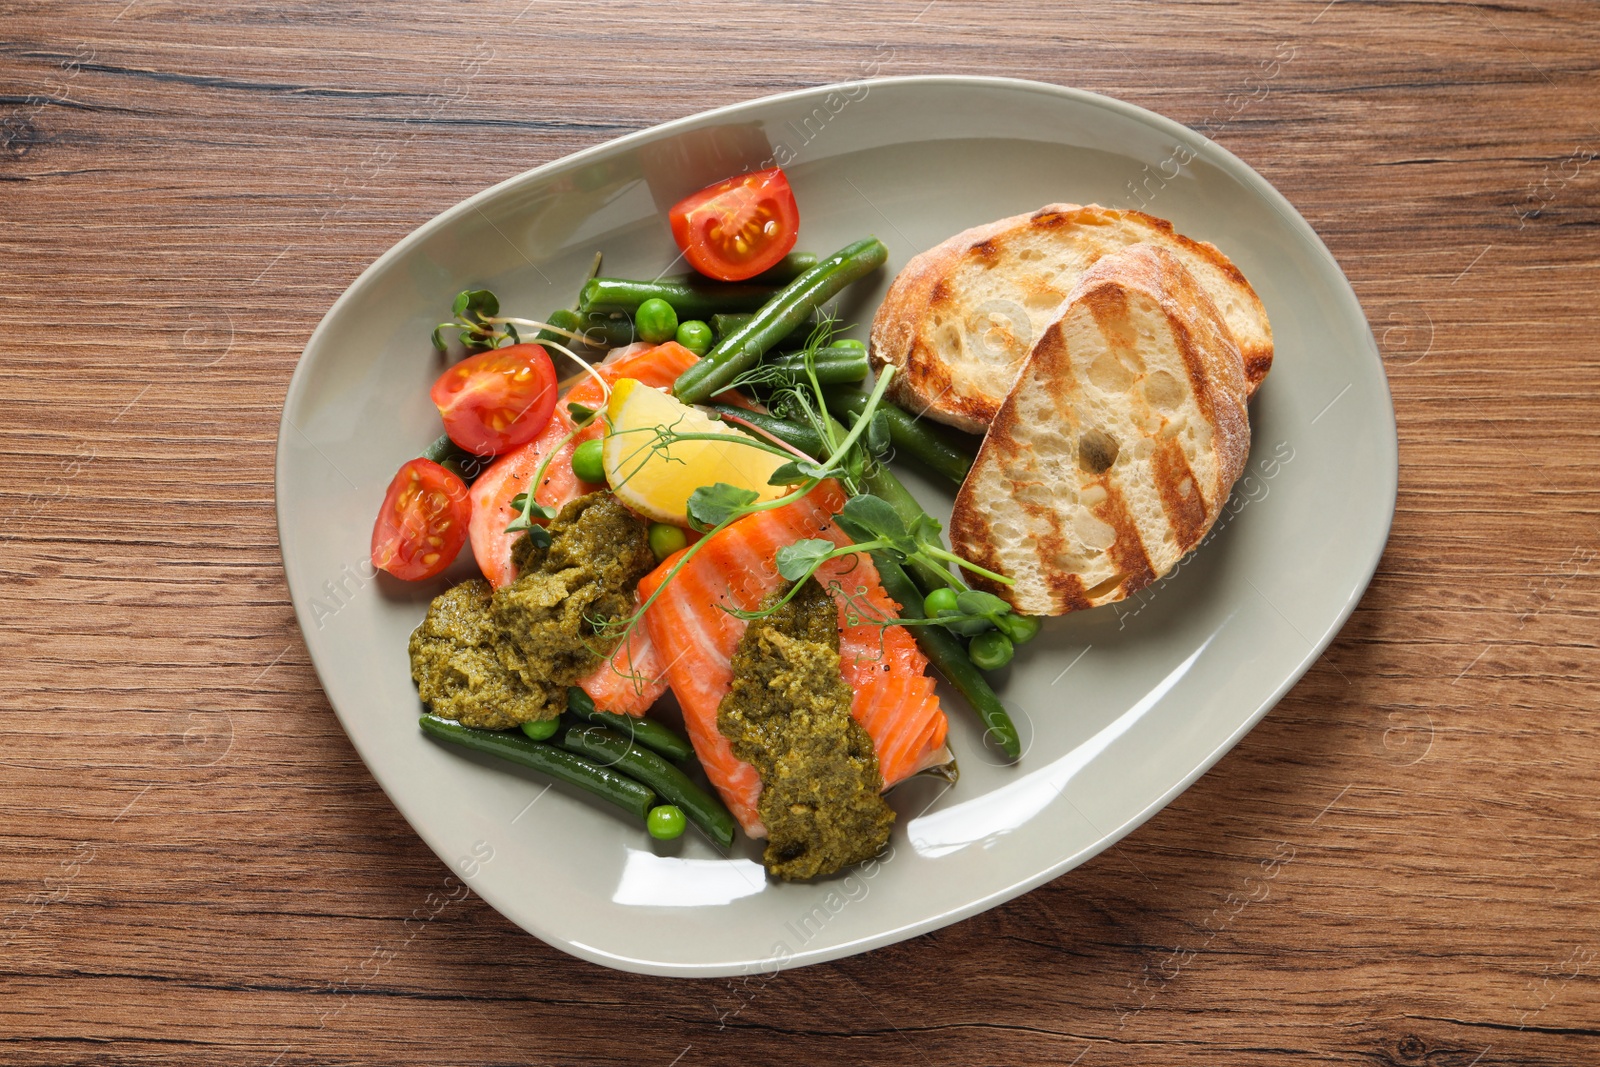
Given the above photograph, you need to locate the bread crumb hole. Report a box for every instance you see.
[1083,573,1127,599]
[1078,429,1120,475]
[1088,352,1135,391]
[1143,370,1184,409]
[1074,510,1117,551]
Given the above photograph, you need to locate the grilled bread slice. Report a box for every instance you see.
[870,204,1271,433]
[948,244,1251,616]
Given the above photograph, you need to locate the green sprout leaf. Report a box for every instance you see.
[521,524,552,549]
[459,289,499,321]
[865,411,891,457]
[776,539,837,581]
[687,483,760,531]
[509,492,556,521]
[838,494,914,555]
[956,590,1012,617]
[938,612,993,637]
[909,512,943,544]
[767,458,829,486]
[567,402,596,422]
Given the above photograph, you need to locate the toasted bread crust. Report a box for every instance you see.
[948,245,1251,615]
[870,204,1271,433]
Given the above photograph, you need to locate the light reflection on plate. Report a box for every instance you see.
[907,629,1219,860]
[612,849,767,908]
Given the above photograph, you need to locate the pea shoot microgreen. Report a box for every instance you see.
[730,492,1013,622]
[432,287,600,356]
[432,290,519,352]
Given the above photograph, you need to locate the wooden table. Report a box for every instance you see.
[4,1,1597,1063]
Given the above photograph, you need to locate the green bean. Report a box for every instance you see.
[421,433,489,484]
[577,309,637,349]
[581,276,778,319]
[746,251,818,286]
[763,348,869,386]
[705,405,829,458]
[565,686,693,763]
[711,312,815,348]
[840,545,1021,759]
[673,237,889,405]
[823,387,977,486]
[534,308,582,345]
[418,714,657,819]
[558,724,736,849]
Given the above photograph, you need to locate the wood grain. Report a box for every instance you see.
[3,0,1597,1063]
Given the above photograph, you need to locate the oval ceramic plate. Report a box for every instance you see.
[276,76,1396,977]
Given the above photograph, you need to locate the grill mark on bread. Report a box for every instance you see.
[868,202,1272,434]
[1153,437,1207,551]
[1046,571,1094,614]
[1082,283,1138,365]
[1098,480,1157,600]
[947,245,1251,616]
[1165,288,1220,428]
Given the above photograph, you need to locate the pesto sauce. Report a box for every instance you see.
[408,492,654,729]
[717,580,894,881]
[491,492,655,692]
[407,578,562,729]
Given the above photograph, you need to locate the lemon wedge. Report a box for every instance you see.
[602,378,789,527]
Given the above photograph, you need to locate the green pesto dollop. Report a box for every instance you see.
[407,578,561,729]
[717,579,894,881]
[492,492,655,690]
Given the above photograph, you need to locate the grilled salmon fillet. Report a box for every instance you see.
[870,203,1272,432]
[948,244,1252,616]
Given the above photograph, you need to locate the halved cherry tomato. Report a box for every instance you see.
[470,342,711,587]
[431,343,558,457]
[371,458,471,581]
[668,167,799,282]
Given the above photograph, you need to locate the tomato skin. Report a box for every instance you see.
[668,167,799,282]
[430,343,558,457]
[371,458,472,581]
